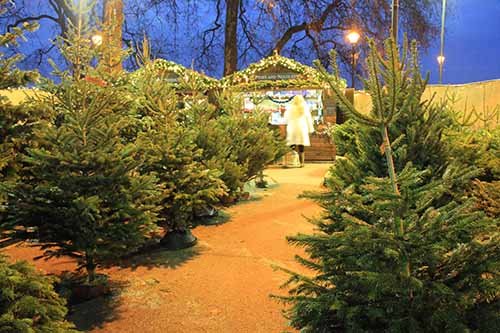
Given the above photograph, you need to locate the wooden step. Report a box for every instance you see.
[305,134,336,161]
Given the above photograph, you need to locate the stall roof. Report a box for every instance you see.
[130,59,218,90]
[222,53,346,91]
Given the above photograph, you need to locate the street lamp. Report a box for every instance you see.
[437,55,445,84]
[438,0,447,84]
[346,30,361,88]
[346,31,360,45]
[91,33,103,47]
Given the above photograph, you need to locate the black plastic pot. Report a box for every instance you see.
[194,206,218,219]
[160,230,197,250]
[70,284,111,304]
[255,180,268,188]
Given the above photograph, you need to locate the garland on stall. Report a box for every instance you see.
[230,79,320,91]
[267,95,295,104]
[130,59,219,91]
[129,55,348,93]
[221,53,347,91]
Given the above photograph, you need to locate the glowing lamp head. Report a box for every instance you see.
[346,31,361,44]
[91,34,103,46]
[437,55,445,65]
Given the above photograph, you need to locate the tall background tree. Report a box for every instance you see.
[223,0,239,76]
[102,0,123,72]
[0,0,440,77]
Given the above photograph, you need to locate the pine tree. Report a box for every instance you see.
[184,88,287,199]
[0,254,78,332]
[0,7,76,331]
[130,65,226,245]
[2,0,162,282]
[0,2,40,204]
[277,39,499,332]
[447,126,500,182]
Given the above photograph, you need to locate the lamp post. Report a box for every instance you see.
[391,0,399,41]
[346,30,360,88]
[438,0,447,84]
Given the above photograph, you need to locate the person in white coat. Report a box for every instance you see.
[284,95,315,167]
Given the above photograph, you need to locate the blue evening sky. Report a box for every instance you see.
[419,0,500,84]
[3,0,499,84]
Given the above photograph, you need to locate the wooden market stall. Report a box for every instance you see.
[221,52,347,162]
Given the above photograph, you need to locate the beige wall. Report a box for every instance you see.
[3,81,500,130]
[354,79,500,129]
[353,90,373,116]
[0,88,48,105]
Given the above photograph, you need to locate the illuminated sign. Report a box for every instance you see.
[255,73,298,80]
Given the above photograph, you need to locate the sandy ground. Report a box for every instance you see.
[3,163,331,333]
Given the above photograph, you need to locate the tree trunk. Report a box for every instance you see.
[85,250,97,283]
[381,125,412,299]
[381,125,400,198]
[223,0,240,76]
[103,0,124,73]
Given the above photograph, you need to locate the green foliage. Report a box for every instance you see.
[2,3,162,282]
[129,63,284,221]
[0,5,41,200]
[0,254,77,333]
[4,77,162,281]
[450,127,500,218]
[0,97,45,183]
[447,127,500,181]
[185,90,287,198]
[0,1,39,90]
[138,124,226,231]
[472,179,500,218]
[278,39,500,332]
[130,68,226,231]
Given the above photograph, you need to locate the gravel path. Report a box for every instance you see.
[4,163,331,333]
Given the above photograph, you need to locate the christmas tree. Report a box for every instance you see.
[0,4,77,331]
[0,2,40,204]
[2,0,162,281]
[129,63,226,248]
[0,254,77,332]
[277,39,499,332]
[184,88,286,200]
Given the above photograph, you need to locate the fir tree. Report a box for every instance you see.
[130,65,226,238]
[2,0,162,281]
[184,89,287,199]
[447,127,500,182]
[0,2,40,203]
[0,254,77,332]
[277,39,499,332]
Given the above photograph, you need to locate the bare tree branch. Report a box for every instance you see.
[6,14,58,32]
[271,1,338,55]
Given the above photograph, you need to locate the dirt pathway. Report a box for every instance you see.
[4,164,331,333]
